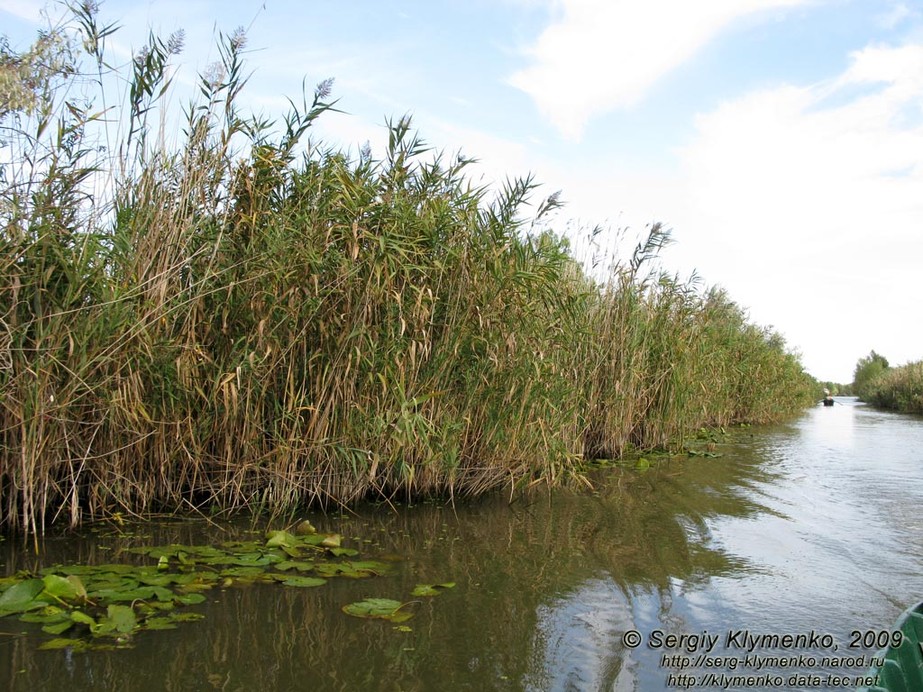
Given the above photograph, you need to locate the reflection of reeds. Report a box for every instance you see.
[0,455,769,690]
[0,6,816,534]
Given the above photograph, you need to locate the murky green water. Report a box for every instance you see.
[2,398,922,691]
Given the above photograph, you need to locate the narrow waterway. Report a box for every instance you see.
[1,397,921,691]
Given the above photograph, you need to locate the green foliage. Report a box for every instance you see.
[862,360,923,414]
[0,524,412,650]
[0,4,816,534]
[853,350,890,400]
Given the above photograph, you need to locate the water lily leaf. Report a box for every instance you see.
[411,582,456,597]
[274,560,314,572]
[38,637,90,651]
[86,577,140,592]
[141,617,178,631]
[92,564,137,574]
[319,534,342,548]
[18,605,66,622]
[176,581,214,594]
[103,604,137,634]
[327,547,359,557]
[219,566,265,578]
[230,553,278,567]
[66,575,88,600]
[42,574,85,601]
[299,534,332,546]
[91,585,173,603]
[42,619,75,635]
[71,610,96,626]
[322,560,390,579]
[135,573,177,587]
[343,561,392,577]
[293,520,316,535]
[0,579,45,612]
[166,612,205,623]
[342,598,413,623]
[174,592,206,605]
[281,576,326,588]
[265,530,298,548]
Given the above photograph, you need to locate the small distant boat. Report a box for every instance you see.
[859,600,923,691]
[823,396,835,406]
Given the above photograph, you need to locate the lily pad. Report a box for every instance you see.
[411,582,456,597]
[93,604,136,635]
[42,574,87,601]
[265,531,299,549]
[0,579,46,613]
[219,566,266,579]
[70,610,97,626]
[293,520,316,535]
[18,605,68,624]
[327,547,359,557]
[166,612,205,623]
[174,592,206,605]
[319,534,342,548]
[314,560,391,579]
[281,576,326,588]
[38,637,92,652]
[274,560,315,572]
[42,619,76,635]
[342,598,414,623]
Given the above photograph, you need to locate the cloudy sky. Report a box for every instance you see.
[3,0,921,383]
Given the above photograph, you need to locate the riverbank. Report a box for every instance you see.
[3,400,921,690]
[0,6,816,534]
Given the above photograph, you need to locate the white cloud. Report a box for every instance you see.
[670,43,923,381]
[877,2,919,30]
[509,0,811,140]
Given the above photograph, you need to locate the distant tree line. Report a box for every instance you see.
[837,351,923,414]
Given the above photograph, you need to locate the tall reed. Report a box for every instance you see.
[0,5,816,534]
[863,361,923,414]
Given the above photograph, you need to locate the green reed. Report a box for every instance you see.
[863,361,923,414]
[0,4,816,533]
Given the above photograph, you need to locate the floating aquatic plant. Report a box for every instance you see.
[342,598,415,623]
[0,526,407,651]
[411,582,455,597]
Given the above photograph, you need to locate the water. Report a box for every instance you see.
[1,397,921,691]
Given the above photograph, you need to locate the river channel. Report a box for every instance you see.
[1,397,921,691]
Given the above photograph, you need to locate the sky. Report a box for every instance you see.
[2,0,921,383]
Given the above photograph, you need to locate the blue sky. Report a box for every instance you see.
[3,0,922,383]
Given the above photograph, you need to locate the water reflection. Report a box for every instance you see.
[2,402,922,690]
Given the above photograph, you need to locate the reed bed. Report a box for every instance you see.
[863,361,923,414]
[0,6,816,534]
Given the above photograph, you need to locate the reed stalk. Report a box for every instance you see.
[0,5,817,534]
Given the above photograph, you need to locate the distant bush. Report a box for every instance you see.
[853,351,890,401]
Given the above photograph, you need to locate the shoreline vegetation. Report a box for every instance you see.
[0,5,816,535]
[851,353,923,415]
[863,361,923,414]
